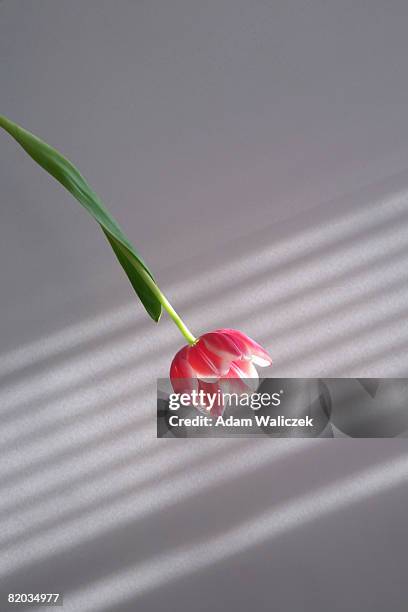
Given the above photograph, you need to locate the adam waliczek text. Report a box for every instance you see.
[168,415,314,427]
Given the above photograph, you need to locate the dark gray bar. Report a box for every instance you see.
[157,378,408,438]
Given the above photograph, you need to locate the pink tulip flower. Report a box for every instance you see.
[170,329,272,416]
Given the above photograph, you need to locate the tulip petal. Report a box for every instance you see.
[216,329,252,360]
[222,329,272,367]
[187,340,225,380]
[229,359,259,392]
[170,347,198,394]
[201,332,242,360]
[251,354,272,367]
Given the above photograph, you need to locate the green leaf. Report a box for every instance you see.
[0,114,162,322]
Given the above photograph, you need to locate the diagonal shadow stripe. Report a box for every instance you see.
[0,240,408,464]
[3,298,400,520]
[2,174,407,379]
[0,220,404,488]
[0,384,156,492]
[271,305,408,376]
[0,440,315,580]
[4,298,404,532]
[336,335,408,376]
[64,452,408,611]
[0,443,404,607]
[3,239,406,456]
[3,211,407,430]
[269,290,408,370]
[0,435,278,548]
[0,436,255,522]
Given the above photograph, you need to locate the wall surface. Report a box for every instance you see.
[0,1,408,610]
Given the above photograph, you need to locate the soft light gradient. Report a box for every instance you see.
[1,1,408,611]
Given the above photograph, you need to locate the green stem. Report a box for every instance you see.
[157,291,197,346]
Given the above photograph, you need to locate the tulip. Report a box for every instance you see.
[170,329,272,416]
[0,115,273,412]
